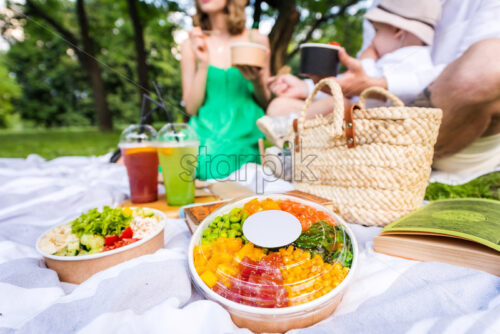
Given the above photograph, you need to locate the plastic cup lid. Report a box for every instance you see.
[157,123,199,145]
[119,124,157,146]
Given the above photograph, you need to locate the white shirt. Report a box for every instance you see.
[360,0,500,99]
[360,46,434,104]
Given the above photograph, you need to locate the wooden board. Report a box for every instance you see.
[120,194,219,219]
[120,186,332,224]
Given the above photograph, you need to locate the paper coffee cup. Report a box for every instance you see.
[300,43,340,76]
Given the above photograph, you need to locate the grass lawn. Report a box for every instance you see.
[1,128,121,160]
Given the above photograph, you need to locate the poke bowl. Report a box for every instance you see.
[188,194,358,333]
[36,206,166,284]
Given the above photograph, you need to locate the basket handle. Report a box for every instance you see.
[298,78,345,135]
[359,87,404,108]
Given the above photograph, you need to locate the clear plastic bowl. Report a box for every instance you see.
[188,194,358,333]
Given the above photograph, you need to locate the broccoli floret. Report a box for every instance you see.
[80,234,105,252]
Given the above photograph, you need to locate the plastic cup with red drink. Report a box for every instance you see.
[119,125,159,203]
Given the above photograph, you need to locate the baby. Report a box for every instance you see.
[353,0,442,104]
[259,0,442,148]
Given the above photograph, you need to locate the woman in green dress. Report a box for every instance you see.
[180,0,271,180]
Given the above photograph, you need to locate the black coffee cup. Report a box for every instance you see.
[300,43,340,77]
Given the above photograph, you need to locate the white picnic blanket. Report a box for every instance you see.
[0,155,499,334]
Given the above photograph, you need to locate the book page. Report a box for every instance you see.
[383,199,500,252]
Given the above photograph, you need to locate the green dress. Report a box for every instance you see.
[189,65,264,180]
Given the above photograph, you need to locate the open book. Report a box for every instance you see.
[374,198,500,276]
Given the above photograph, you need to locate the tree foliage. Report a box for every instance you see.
[254,0,365,73]
[1,0,185,129]
[4,5,95,128]
[0,54,22,128]
[1,0,364,130]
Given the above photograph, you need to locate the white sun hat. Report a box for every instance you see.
[365,0,442,45]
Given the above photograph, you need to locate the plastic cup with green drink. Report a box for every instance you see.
[157,123,199,206]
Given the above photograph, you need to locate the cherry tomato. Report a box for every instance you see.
[105,235,119,246]
[120,226,133,239]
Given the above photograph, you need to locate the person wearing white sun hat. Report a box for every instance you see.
[259,0,442,147]
[355,0,442,104]
[364,0,441,46]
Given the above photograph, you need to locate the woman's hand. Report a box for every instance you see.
[189,27,209,66]
[237,65,263,84]
[239,30,272,108]
[267,74,309,99]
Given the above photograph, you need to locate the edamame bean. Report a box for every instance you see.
[229,215,240,223]
[230,208,241,216]
[241,211,249,223]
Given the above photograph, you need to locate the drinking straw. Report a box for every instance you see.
[153,82,172,123]
[153,82,179,142]
[137,94,150,141]
[137,82,179,142]
[141,106,159,125]
[109,92,155,162]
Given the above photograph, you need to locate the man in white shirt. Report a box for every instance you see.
[265,0,500,174]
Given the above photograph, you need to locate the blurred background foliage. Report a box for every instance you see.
[0,0,366,134]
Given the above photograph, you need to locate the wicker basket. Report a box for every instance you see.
[289,79,442,226]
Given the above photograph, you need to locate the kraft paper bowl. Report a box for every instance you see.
[36,208,166,284]
[188,194,358,333]
[230,42,268,68]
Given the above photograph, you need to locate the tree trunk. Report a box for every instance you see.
[267,1,299,74]
[252,0,262,28]
[25,0,112,131]
[76,0,112,131]
[126,0,151,123]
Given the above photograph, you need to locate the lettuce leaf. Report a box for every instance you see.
[293,221,353,267]
[71,206,132,237]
